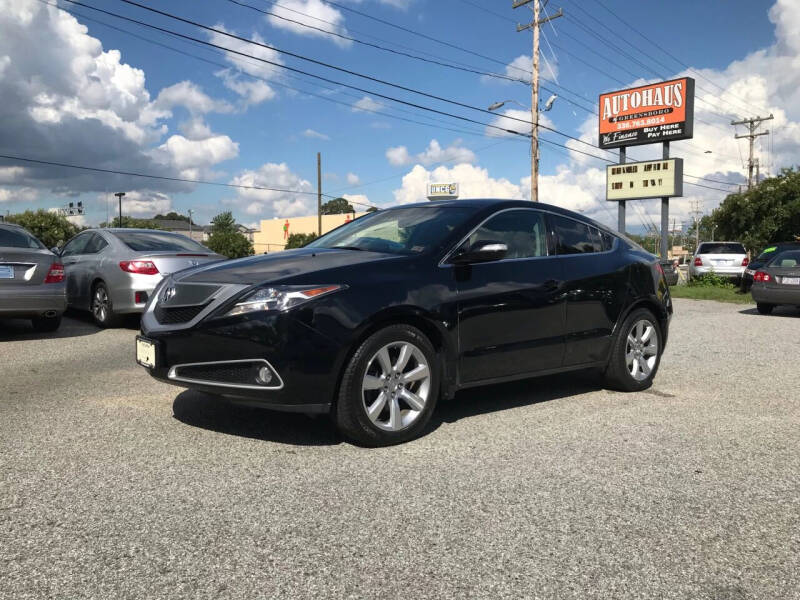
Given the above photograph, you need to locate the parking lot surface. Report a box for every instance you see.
[1,299,799,599]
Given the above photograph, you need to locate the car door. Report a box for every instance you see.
[548,214,628,367]
[60,233,92,306]
[453,208,566,384]
[76,233,109,303]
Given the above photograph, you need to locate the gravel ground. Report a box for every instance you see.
[1,300,799,600]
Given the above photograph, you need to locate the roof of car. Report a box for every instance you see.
[91,228,180,234]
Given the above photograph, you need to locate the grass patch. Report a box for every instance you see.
[670,284,753,304]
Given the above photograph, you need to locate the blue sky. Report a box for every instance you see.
[0,0,795,232]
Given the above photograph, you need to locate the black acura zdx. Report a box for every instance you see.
[137,199,672,446]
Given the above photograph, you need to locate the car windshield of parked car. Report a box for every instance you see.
[0,226,46,249]
[113,231,211,253]
[306,206,476,255]
[767,250,800,268]
[697,242,746,254]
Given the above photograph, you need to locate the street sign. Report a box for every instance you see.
[427,182,459,200]
[599,78,694,149]
[606,158,684,201]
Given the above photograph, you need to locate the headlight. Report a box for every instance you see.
[224,285,345,317]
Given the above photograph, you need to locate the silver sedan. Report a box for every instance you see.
[0,222,66,332]
[59,228,224,327]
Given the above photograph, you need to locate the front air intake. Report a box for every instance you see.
[167,359,283,390]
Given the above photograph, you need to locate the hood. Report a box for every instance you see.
[174,247,401,285]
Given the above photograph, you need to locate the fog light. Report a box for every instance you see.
[257,366,273,385]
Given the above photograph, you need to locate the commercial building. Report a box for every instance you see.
[252,212,366,253]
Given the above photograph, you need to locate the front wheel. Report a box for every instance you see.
[335,324,439,447]
[604,308,662,392]
[92,281,120,328]
[756,303,774,315]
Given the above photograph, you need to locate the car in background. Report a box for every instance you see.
[58,229,223,327]
[741,241,800,293]
[659,259,679,286]
[136,199,672,446]
[0,223,66,332]
[688,242,749,281]
[750,249,800,314]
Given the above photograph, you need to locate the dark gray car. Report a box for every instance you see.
[751,249,800,315]
[0,223,66,331]
[60,228,224,327]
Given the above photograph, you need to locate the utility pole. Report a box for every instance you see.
[731,114,773,189]
[188,209,194,239]
[513,0,562,202]
[317,152,322,236]
[114,192,125,227]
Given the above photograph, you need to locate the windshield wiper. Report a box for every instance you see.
[334,245,365,251]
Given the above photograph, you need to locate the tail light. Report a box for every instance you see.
[120,260,159,275]
[693,257,703,266]
[753,271,771,282]
[741,257,749,266]
[44,263,65,283]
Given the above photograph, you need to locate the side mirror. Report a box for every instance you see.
[450,241,508,265]
[50,247,61,256]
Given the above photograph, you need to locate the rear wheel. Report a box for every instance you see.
[604,308,662,392]
[335,324,439,447]
[756,302,774,315]
[91,281,120,328]
[31,314,62,332]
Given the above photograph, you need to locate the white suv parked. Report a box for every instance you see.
[689,242,749,281]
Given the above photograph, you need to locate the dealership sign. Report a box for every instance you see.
[427,182,459,200]
[598,78,694,149]
[606,158,684,201]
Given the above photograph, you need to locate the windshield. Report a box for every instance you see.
[697,242,746,255]
[757,244,799,260]
[113,231,211,253]
[767,250,800,268]
[0,226,46,249]
[306,206,477,255]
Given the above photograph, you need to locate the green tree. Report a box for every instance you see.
[285,232,318,249]
[205,211,253,258]
[320,197,354,215]
[366,206,378,213]
[709,168,800,254]
[100,216,162,229]
[154,211,192,223]
[6,209,82,248]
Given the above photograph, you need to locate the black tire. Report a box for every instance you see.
[335,324,439,447]
[756,303,774,315]
[31,314,62,332]
[91,281,120,328]
[603,308,663,392]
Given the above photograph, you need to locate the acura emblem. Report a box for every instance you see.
[161,286,177,303]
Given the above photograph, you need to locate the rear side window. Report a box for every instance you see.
[696,242,746,254]
[600,230,616,251]
[551,215,601,254]
[61,234,92,256]
[467,209,548,259]
[768,250,800,268]
[0,226,46,249]
[113,231,209,253]
[83,234,108,254]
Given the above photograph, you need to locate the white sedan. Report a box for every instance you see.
[689,242,749,281]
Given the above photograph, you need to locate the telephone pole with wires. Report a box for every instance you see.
[513,0,562,202]
[731,114,773,190]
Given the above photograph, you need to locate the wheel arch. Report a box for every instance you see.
[613,296,670,350]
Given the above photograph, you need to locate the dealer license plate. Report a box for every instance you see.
[136,336,157,368]
[0,265,14,279]
[781,277,800,285]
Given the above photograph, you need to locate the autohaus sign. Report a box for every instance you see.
[598,77,695,149]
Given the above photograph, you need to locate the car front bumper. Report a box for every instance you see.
[0,283,67,318]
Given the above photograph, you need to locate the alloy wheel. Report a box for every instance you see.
[625,319,659,381]
[361,341,431,432]
[93,286,109,323]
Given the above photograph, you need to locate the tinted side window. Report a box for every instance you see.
[551,215,601,254]
[600,230,616,251]
[467,209,548,259]
[61,234,91,257]
[83,234,108,254]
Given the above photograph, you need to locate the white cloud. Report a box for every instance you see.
[266,0,351,47]
[302,128,330,140]
[150,134,239,177]
[179,117,213,140]
[227,163,315,217]
[346,172,360,185]
[342,193,370,209]
[392,163,522,205]
[113,190,172,216]
[155,81,233,115]
[0,187,37,203]
[386,139,476,167]
[352,96,383,113]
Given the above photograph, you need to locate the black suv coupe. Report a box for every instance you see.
[137,200,672,446]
